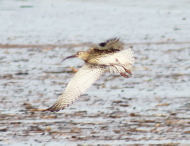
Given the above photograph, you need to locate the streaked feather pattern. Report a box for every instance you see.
[45,38,135,112]
[45,63,105,112]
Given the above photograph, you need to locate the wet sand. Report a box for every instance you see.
[0,0,190,145]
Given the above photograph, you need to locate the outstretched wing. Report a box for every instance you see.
[98,38,124,51]
[45,63,105,112]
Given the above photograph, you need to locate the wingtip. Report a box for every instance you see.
[99,37,120,46]
[42,107,63,112]
[42,109,59,112]
[106,37,120,43]
[41,108,54,112]
[43,103,70,112]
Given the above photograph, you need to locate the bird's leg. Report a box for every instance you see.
[120,73,129,78]
[110,62,132,76]
[109,64,129,78]
[115,59,132,75]
[123,67,132,75]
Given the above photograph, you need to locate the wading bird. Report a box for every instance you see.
[45,38,135,112]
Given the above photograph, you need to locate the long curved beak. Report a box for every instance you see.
[62,54,77,62]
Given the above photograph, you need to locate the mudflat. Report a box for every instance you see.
[0,0,190,145]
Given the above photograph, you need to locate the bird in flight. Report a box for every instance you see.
[44,38,135,112]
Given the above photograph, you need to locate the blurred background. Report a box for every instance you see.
[0,0,190,145]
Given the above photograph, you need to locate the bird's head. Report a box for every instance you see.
[62,51,88,62]
[76,51,89,60]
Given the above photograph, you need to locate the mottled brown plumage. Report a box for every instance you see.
[44,38,135,112]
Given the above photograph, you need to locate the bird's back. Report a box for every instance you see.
[86,38,125,64]
[86,38,134,66]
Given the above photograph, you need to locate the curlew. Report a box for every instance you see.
[45,38,135,112]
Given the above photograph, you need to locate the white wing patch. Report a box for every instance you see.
[45,63,105,112]
[98,48,135,74]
